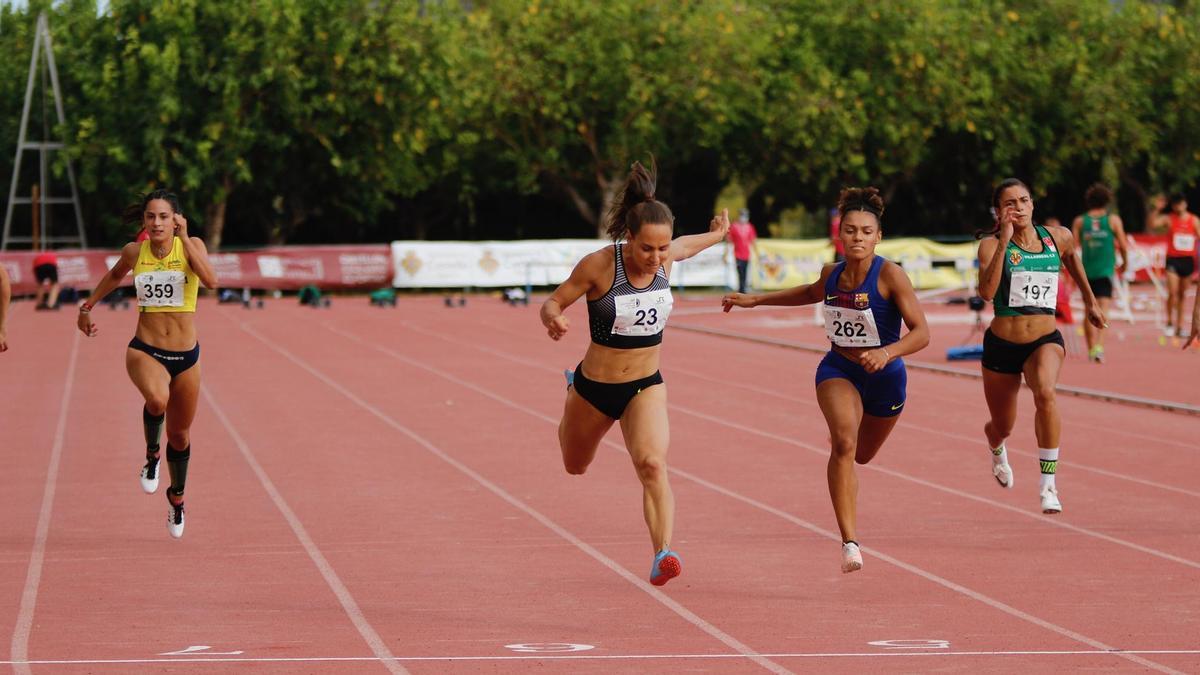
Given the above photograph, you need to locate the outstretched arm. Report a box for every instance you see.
[723,264,834,311]
[670,209,730,262]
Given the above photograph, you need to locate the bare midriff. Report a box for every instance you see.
[581,342,661,383]
[988,313,1057,344]
[134,313,197,351]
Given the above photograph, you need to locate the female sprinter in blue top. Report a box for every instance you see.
[77,190,218,539]
[721,187,929,573]
[540,160,729,586]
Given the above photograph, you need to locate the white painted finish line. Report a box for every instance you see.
[4,648,1200,666]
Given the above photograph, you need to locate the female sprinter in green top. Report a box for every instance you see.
[977,179,1104,514]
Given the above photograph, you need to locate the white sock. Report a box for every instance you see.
[990,442,1008,466]
[1039,447,1059,489]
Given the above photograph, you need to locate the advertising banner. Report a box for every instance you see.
[0,245,392,295]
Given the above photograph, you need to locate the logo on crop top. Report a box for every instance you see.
[854,293,870,309]
[1042,235,1057,250]
[1009,250,1023,266]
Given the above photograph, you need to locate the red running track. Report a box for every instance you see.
[1,295,1198,673]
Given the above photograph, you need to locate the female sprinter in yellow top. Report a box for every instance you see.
[540,160,729,586]
[77,190,217,538]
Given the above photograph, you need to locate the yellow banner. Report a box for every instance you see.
[751,238,978,290]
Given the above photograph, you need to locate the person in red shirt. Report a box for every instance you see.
[830,208,845,262]
[32,250,60,310]
[726,209,757,293]
[1148,194,1200,336]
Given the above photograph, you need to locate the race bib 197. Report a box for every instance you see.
[1008,270,1057,309]
[612,289,673,336]
[823,305,881,347]
[135,270,186,307]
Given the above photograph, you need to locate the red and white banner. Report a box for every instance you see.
[1125,234,1198,281]
[0,245,393,295]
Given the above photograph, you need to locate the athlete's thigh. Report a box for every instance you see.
[126,349,170,404]
[855,413,900,464]
[816,378,863,441]
[619,383,669,463]
[561,388,615,458]
[981,368,1022,422]
[1166,269,1181,295]
[166,363,202,432]
[1021,341,1064,398]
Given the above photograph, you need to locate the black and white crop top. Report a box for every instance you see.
[587,243,673,348]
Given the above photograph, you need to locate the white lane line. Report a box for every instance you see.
[4,648,1200,665]
[242,322,793,675]
[380,321,1182,674]
[666,363,1200,500]
[670,401,1200,572]
[200,386,409,675]
[10,332,80,675]
[466,319,1200,567]
[479,315,1200,450]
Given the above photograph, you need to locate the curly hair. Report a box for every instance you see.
[837,186,884,221]
[1084,183,1112,210]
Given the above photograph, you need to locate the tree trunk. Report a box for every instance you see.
[203,175,233,252]
[595,175,619,239]
[541,171,600,233]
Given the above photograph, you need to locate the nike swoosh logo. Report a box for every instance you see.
[891,403,904,410]
[826,295,838,301]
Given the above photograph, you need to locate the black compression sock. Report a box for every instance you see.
[166,444,190,499]
[143,406,165,459]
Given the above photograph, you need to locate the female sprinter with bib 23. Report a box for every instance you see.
[977,179,1104,514]
[722,187,929,574]
[540,160,729,586]
[77,190,217,538]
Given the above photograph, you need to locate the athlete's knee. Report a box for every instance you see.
[144,397,168,417]
[985,418,1014,440]
[632,453,667,484]
[1031,384,1057,410]
[166,429,190,450]
[830,432,856,459]
[563,457,589,475]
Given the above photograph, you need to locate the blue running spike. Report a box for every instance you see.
[650,549,682,586]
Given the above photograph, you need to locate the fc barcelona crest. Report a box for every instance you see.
[854,293,870,309]
[1009,250,1023,265]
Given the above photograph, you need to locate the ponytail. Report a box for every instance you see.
[604,159,674,241]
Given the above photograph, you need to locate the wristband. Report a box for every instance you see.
[79,301,93,313]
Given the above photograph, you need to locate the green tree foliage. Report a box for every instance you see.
[2,0,1200,246]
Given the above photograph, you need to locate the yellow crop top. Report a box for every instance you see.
[132,237,199,313]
